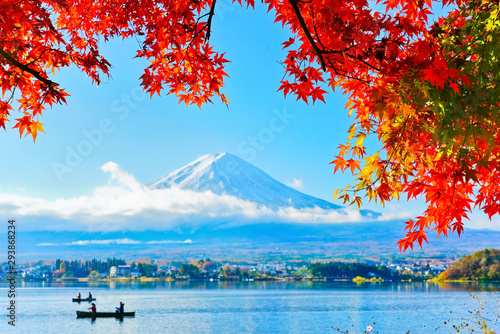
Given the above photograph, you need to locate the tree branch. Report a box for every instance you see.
[288,0,381,74]
[0,46,54,88]
[287,0,326,71]
[345,53,381,72]
[188,0,218,48]
[205,0,217,42]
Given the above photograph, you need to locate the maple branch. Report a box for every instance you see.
[321,45,357,55]
[287,0,326,72]
[189,0,217,47]
[346,53,381,72]
[6,75,22,104]
[310,12,328,52]
[205,0,217,42]
[325,57,370,83]
[26,48,66,67]
[0,46,54,88]
[289,2,379,74]
[1,1,25,11]
[74,0,97,32]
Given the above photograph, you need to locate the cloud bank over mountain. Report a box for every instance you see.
[36,238,193,247]
[1,153,412,231]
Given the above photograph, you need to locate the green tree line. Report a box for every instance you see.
[54,258,126,278]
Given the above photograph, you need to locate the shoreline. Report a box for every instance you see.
[1,277,436,283]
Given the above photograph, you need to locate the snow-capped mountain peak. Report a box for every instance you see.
[149,153,341,210]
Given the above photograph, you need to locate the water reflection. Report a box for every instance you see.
[0,280,498,333]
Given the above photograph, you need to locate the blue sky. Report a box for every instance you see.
[1,2,498,231]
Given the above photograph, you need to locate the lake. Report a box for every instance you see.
[1,281,499,333]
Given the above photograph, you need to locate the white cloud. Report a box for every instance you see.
[374,201,425,222]
[66,238,141,246]
[286,178,304,190]
[0,161,427,231]
[460,211,500,231]
[36,238,193,246]
[274,206,365,223]
[146,239,193,244]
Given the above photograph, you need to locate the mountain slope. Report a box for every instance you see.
[149,153,343,211]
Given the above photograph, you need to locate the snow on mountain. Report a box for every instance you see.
[148,153,343,210]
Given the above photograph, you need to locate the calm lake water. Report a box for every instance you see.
[1,281,499,333]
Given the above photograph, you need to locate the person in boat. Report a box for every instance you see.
[115,302,124,314]
[88,292,92,299]
[89,303,96,313]
[77,293,81,299]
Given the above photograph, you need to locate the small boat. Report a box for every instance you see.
[76,311,135,318]
[72,297,96,302]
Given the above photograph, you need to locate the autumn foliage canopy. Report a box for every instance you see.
[1,0,499,250]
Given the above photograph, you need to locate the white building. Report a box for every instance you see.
[111,265,132,277]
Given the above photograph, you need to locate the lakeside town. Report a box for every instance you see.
[1,257,449,282]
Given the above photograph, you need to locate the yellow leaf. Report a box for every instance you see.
[347,125,356,141]
[30,121,45,142]
[355,196,362,210]
[393,191,400,201]
[355,133,366,147]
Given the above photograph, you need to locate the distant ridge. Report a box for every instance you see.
[19,223,500,261]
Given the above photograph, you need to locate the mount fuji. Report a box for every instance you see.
[16,153,500,261]
[148,152,369,214]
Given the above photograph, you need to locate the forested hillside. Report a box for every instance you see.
[438,249,500,281]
